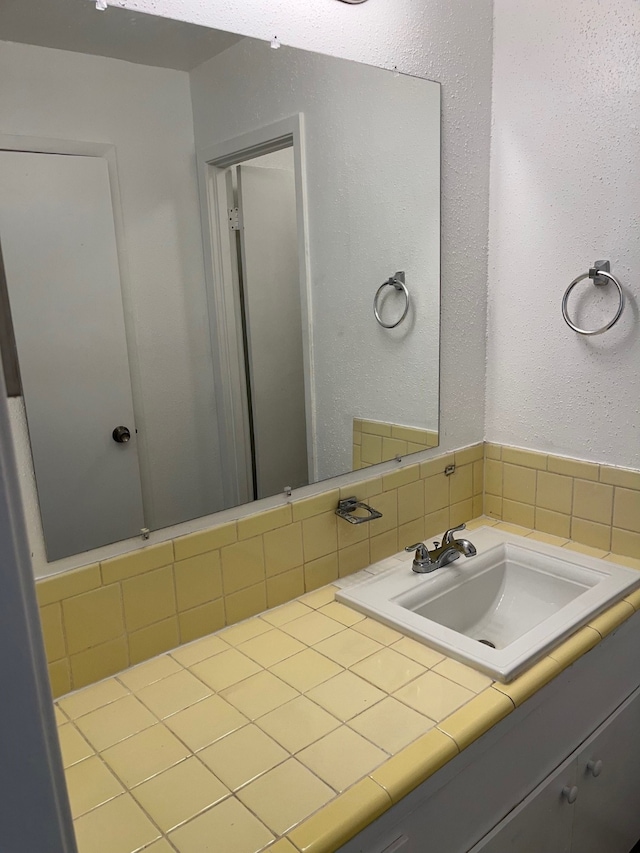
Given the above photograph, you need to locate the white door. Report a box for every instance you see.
[236,163,309,498]
[0,150,145,560]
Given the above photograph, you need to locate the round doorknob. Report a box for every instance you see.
[587,759,603,777]
[562,785,579,804]
[112,426,131,443]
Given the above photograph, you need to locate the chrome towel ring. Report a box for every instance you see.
[374,270,410,329]
[562,260,625,336]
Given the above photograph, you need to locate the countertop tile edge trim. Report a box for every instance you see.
[287,777,392,853]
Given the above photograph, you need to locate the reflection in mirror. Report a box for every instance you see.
[0,0,440,561]
[232,149,308,500]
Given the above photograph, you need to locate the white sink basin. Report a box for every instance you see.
[337,527,640,682]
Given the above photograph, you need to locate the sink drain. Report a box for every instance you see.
[477,639,496,649]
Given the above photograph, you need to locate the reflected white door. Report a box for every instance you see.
[0,150,145,560]
[236,163,309,498]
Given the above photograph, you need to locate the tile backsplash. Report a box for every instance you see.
[484,444,640,558]
[37,444,483,696]
[352,418,439,471]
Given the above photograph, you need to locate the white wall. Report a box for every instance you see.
[115,0,494,458]
[190,41,440,479]
[0,40,225,554]
[486,0,640,467]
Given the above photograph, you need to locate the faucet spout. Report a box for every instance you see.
[405,523,476,573]
[432,538,477,568]
[452,537,477,558]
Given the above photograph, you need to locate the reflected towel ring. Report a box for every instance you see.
[562,263,625,336]
[374,271,410,329]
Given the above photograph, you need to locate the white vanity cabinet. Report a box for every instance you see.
[572,685,640,853]
[340,611,640,853]
[468,758,576,853]
[471,686,640,853]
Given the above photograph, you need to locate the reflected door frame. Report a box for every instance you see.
[197,115,317,504]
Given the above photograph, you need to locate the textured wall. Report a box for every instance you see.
[486,0,640,467]
[111,0,494,455]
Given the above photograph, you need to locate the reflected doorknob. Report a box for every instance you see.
[112,426,131,443]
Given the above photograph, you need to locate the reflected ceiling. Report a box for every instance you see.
[0,0,242,70]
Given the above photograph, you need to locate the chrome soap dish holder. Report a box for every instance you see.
[336,497,382,525]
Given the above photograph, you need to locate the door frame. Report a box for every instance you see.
[0,368,77,852]
[196,115,317,502]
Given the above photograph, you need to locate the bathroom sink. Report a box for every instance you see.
[337,527,640,681]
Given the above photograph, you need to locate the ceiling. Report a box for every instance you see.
[0,0,243,71]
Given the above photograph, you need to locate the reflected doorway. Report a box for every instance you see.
[202,125,314,506]
[227,148,308,500]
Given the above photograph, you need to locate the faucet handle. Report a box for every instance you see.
[405,542,431,562]
[442,523,466,544]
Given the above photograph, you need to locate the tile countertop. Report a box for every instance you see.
[53,517,640,853]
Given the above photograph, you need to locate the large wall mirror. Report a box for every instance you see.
[0,0,440,562]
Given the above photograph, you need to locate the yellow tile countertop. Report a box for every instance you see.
[53,518,640,853]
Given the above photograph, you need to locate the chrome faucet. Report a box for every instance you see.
[405,523,477,574]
